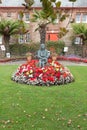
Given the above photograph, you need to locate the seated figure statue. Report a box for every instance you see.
[37,43,50,67]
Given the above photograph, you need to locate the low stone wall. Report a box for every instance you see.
[0,50,5,58]
[65,45,83,57]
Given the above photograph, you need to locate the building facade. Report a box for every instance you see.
[0,6,60,44]
[0,0,87,43]
[0,0,87,56]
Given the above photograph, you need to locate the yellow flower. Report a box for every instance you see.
[55,68,59,71]
[30,69,33,73]
[26,72,29,75]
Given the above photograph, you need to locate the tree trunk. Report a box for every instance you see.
[39,24,46,44]
[82,43,86,58]
[3,35,10,56]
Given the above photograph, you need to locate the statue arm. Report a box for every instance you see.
[37,50,50,59]
[37,50,41,59]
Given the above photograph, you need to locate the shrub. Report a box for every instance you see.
[46,40,65,55]
[9,43,40,56]
[9,40,65,57]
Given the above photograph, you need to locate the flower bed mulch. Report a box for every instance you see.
[11,59,74,86]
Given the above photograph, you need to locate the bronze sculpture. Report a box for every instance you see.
[37,44,50,67]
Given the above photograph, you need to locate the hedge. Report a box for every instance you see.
[9,40,65,57]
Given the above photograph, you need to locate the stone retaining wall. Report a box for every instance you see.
[65,45,87,57]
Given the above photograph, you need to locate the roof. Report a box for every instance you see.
[60,0,87,7]
[0,0,25,7]
[0,0,87,7]
[0,0,41,7]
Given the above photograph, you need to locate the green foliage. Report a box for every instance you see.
[0,19,27,55]
[58,27,69,38]
[32,0,68,27]
[18,11,24,20]
[9,43,40,56]
[24,0,34,6]
[0,65,87,130]
[46,40,65,55]
[72,23,86,34]
[72,23,87,57]
[9,41,65,56]
[0,20,22,35]
[23,0,34,9]
[31,0,77,44]
[72,23,87,40]
[37,0,77,21]
[24,0,77,29]
[50,0,56,2]
[69,0,77,2]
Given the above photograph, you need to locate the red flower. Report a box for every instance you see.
[55,71,61,79]
[13,58,74,86]
[48,76,55,82]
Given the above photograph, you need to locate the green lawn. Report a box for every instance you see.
[0,65,87,130]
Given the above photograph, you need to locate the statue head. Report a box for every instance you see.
[40,44,45,50]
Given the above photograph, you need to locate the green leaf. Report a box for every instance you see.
[50,0,56,2]
[56,1,61,8]
[24,0,34,6]
[68,0,77,2]
[60,14,66,21]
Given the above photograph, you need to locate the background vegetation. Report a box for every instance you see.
[9,40,65,57]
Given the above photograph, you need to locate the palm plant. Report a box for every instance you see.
[32,0,69,44]
[22,0,34,10]
[0,20,25,57]
[72,23,87,57]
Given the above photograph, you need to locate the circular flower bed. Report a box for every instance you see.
[11,59,74,86]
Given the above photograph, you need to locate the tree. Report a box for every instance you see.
[24,0,77,44]
[72,23,87,57]
[0,20,26,57]
[22,0,34,10]
[66,0,77,27]
[24,0,69,44]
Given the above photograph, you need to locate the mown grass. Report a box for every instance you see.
[0,65,87,130]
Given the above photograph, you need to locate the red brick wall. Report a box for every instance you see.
[0,7,87,45]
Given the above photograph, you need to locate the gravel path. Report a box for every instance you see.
[0,60,87,66]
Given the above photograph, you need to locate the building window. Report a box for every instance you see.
[82,13,87,23]
[75,13,81,23]
[18,13,22,20]
[19,34,24,44]
[7,12,11,17]
[19,33,30,43]
[25,13,30,21]
[74,37,82,44]
[25,33,30,43]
